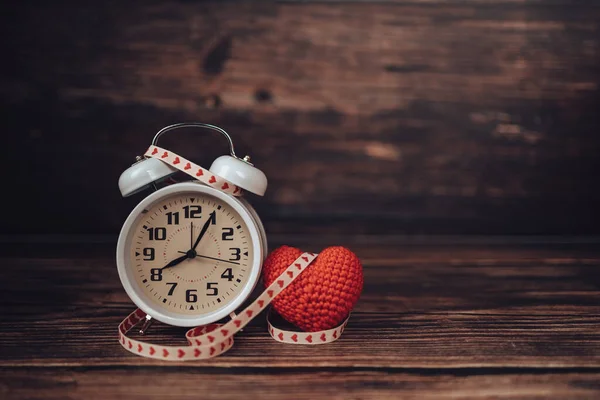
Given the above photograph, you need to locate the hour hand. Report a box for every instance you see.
[161,254,188,270]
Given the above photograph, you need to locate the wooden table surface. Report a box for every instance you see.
[1,237,599,399]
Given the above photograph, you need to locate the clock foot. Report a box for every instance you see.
[138,315,154,335]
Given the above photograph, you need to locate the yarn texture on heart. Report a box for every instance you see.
[262,246,363,332]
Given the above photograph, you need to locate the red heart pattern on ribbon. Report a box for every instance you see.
[143,145,241,196]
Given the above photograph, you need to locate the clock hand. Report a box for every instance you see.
[177,251,240,266]
[190,222,193,249]
[197,254,240,265]
[160,253,189,270]
[191,211,215,251]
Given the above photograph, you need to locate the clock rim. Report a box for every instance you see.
[116,182,264,327]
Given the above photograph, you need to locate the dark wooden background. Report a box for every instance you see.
[1,0,599,236]
[2,3,600,398]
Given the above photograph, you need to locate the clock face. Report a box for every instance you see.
[126,191,255,317]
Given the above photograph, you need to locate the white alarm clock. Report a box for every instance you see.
[116,123,268,327]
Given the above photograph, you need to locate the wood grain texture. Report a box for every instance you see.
[1,239,600,398]
[2,369,600,400]
[1,1,600,235]
[1,241,600,368]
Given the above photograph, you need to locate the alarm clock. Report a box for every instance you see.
[116,123,268,328]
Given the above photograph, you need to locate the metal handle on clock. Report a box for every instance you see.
[152,122,238,160]
[149,122,268,196]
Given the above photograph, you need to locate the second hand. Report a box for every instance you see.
[177,251,240,266]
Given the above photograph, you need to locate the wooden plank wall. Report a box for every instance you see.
[1,1,599,235]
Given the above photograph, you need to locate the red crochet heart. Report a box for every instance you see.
[263,246,363,332]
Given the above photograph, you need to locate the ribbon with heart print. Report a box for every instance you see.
[118,252,350,360]
[144,145,242,196]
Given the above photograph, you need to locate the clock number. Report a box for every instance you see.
[186,289,198,303]
[183,205,202,218]
[148,227,166,240]
[222,227,234,241]
[166,282,178,296]
[143,247,155,261]
[206,282,219,296]
[229,248,241,261]
[166,211,179,225]
[150,268,162,281]
[221,268,234,281]
[209,211,216,225]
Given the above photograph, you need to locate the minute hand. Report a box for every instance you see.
[191,211,215,250]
